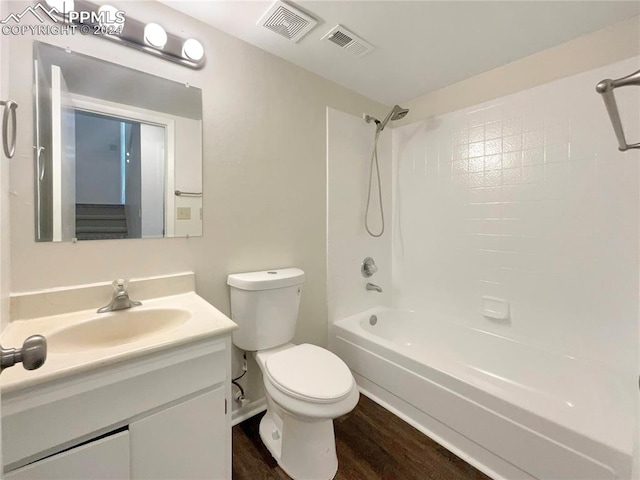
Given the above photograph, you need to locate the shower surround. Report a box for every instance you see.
[327,57,640,479]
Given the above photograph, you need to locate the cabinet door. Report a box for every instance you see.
[130,388,228,480]
[6,431,130,480]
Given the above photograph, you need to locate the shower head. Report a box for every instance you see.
[377,105,409,132]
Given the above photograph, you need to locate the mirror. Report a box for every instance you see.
[33,41,203,242]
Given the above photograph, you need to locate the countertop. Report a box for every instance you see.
[1,292,237,394]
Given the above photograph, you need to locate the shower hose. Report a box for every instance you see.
[365,128,384,237]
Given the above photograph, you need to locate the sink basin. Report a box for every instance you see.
[48,308,191,353]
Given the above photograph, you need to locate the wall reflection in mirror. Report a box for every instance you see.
[33,41,203,242]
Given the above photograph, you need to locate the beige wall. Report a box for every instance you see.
[397,15,640,125]
[7,0,387,350]
[1,0,11,331]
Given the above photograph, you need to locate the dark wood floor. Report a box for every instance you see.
[232,394,492,480]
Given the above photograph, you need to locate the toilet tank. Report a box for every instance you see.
[227,268,305,351]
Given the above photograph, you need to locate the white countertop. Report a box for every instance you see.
[1,292,237,394]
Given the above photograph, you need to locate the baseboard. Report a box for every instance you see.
[231,397,267,426]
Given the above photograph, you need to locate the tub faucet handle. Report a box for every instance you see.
[362,257,378,278]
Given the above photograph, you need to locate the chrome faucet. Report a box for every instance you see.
[97,279,142,313]
[366,282,383,293]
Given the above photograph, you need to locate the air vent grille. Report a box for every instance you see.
[346,41,369,57]
[322,25,374,58]
[328,31,352,48]
[258,1,318,43]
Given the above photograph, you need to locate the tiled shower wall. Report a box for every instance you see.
[392,57,640,369]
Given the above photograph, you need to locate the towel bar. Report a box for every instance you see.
[175,190,202,197]
[1,100,17,159]
[596,69,640,152]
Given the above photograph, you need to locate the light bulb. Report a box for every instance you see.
[98,5,121,27]
[182,39,204,61]
[144,23,167,48]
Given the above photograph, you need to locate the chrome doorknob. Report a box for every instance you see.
[0,335,47,372]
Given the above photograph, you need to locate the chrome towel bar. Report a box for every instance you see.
[175,190,202,197]
[1,100,18,159]
[596,69,640,152]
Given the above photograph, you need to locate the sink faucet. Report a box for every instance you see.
[366,282,383,293]
[97,279,142,313]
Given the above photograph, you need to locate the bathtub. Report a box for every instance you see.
[331,308,633,480]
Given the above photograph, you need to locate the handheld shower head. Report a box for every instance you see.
[377,105,409,132]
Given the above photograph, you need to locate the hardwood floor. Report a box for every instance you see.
[232,394,492,480]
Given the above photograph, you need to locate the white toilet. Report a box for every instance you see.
[227,268,359,480]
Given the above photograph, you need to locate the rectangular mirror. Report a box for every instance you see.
[33,41,203,241]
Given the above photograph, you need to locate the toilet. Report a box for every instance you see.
[227,268,359,480]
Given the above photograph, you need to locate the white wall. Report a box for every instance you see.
[140,124,165,238]
[393,56,639,371]
[327,108,392,323]
[173,117,202,238]
[1,0,12,332]
[7,0,386,355]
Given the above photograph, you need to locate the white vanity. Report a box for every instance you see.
[1,273,236,480]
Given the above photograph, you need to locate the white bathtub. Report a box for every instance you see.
[332,308,633,480]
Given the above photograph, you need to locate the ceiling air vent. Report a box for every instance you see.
[258,1,318,43]
[322,25,374,58]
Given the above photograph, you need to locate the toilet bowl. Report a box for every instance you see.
[255,343,359,480]
[227,268,359,480]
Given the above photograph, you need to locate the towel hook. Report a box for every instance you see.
[1,100,18,159]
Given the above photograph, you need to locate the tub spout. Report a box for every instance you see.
[366,282,383,293]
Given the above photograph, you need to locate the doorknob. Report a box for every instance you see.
[0,335,47,372]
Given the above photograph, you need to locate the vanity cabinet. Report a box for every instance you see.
[2,335,232,480]
[6,431,130,480]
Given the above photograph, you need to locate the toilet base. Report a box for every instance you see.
[259,397,338,480]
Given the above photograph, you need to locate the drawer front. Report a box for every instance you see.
[6,431,130,480]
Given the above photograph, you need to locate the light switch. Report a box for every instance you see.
[177,207,191,220]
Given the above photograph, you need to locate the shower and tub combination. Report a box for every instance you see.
[327,57,639,480]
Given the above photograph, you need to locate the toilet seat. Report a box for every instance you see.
[264,344,354,404]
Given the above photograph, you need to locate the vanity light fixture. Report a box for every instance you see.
[182,39,204,61]
[144,23,168,49]
[97,4,120,27]
[45,0,75,16]
[45,0,205,69]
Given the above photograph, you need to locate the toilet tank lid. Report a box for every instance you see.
[227,268,305,291]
